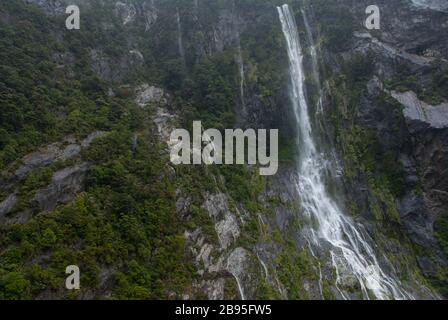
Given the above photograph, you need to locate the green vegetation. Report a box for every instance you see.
[385,63,447,106]
[275,243,317,300]
[329,56,406,225]
[0,0,287,299]
[311,0,356,53]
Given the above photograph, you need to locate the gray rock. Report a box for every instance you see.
[411,0,448,12]
[33,163,90,212]
[81,131,107,147]
[142,0,158,31]
[115,1,137,25]
[354,32,433,67]
[175,192,191,216]
[25,0,65,15]
[14,133,105,180]
[15,143,75,180]
[215,214,240,250]
[202,193,241,250]
[200,279,225,300]
[0,193,17,217]
[417,256,438,276]
[226,247,250,300]
[391,91,448,129]
[135,84,167,107]
[153,108,177,143]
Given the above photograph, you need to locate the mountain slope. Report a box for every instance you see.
[0,0,447,299]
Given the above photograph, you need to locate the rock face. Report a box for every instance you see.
[13,132,105,180]
[15,0,448,299]
[226,248,250,300]
[25,0,65,15]
[115,1,137,25]
[0,194,17,217]
[392,91,448,130]
[135,84,167,107]
[329,0,448,295]
[135,84,176,144]
[0,132,106,223]
[203,193,240,250]
[33,163,89,212]
[14,143,79,180]
[411,0,448,11]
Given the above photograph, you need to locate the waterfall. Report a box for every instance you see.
[277,4,413,300]
[236,31,246,110]
[301,9,323,114]
[176,8,186,67]
[232,1,246,111]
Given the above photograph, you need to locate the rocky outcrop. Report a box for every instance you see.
[411,0,448,12]
[25,0,65,15]
[135,84,179,146]
[354,32,434,67]
[15,0,448,300]
[226,248,251,300]
[391,90,448,130]
[0,194,17,217]
[135,84,168,107]
[331,0,448,295]
[13,132,106,181]
[202,193,240,250]
[89,49,139,82]
[14,142,80,180]
[33,163,89,212]
[115,1,136,25]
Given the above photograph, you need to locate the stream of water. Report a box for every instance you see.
[277,4,413,300]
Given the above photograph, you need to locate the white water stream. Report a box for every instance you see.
[277,4,413,300]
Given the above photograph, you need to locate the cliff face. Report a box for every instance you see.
[314,0,448,296]
[0,0,447,299]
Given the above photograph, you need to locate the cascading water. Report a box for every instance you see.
[277,4,413,300]
[301,9,323,115]
[236,38,246,110]
[232,1,246,111]
[176,8,186,67]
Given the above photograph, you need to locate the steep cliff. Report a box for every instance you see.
[0,0,447,300]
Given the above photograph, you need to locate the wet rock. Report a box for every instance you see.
[417,256,439,277]
[226,247,251,300]
[89,49,114,82]
[213,9,243,52]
